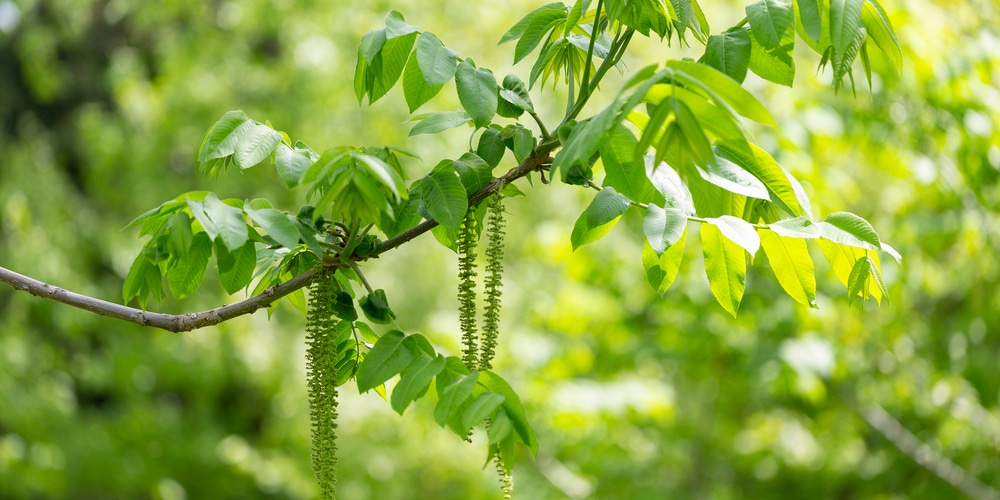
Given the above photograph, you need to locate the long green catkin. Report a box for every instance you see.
[457,210,480,370]
[479,194,506,371]
[306,267,340,499]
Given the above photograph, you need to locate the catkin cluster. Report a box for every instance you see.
[305,267,340,500]
[457,211,480,370]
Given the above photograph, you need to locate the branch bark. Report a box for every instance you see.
[0,148,553,333]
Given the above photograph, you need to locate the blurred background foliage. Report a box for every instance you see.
[1,0,999,498]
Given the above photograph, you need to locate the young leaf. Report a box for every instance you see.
[452,152,493,195]
[642,230,687,294]
[797,0,822,42]
[420,163,468,231]
[702,222,747,317]
[354,153,404,201]
[167,212,194,258]
[748,33,795,86]
[645,157,697,216]
[391,354,447,414]
[356,330,415,393]
[455,60,498,128]
[274,143,316,188]
[202,194,249,251]
[198,110,251,167]
[586,186,632,229]
[245,206,299,251]
[403,49,444,113]
[702,29,752,83]
[644,204,688,255]
[235,123,283,169]
[512,7,567,64]
[707,216,761,257]
[512,126,535,164]
[861,0,901,72]
[415,32,459,86]
[500,2,566,45]
[499,74,535,113]
[331,291,358,321]
[478,370,537,455]
[216,239,256,295]
[360,289,397,324]
[666,60,777,127]
[166,232,212,300]
[600,124,655,203]
[434,371,479,426]
[409,111,472,136]
[477,128,506,169]
[715,142,803,217]
[759,228,817,307]
[698,152,771,201]
[462,393,506,431]
[487,408,514,447]
[846,255,873,305]
[820,211,881,249]
[746,0,794,51]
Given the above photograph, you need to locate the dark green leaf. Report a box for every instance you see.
[167,212,194,258]
[245,206,300,250]
[587,186,632,228]
[216,239,256,295]
[500,3,565,44]
[419,164,468,231]
[499,74,535,113]
[415,32,459,86]
[478,370,537,455]
[331,291,358,321]
[403,49,444,113]
[477,128,506,169]
[702,29,752,83]
[512,126,535,164]
[512,8,567,64]
[167,232,212,300]
[434,371,479,426]
[356,330,414,393]
[462,393,506,431]
[391,354,446,414]
[452,152,493,195]
[455,60,498,128]
[409,111,472,136]
[360,289,396,325]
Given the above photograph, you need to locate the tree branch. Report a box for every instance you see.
[0,147,555,333]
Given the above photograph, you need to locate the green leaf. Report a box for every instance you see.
[500,3,565,44]
[666,60,777,127]
[381,197,422,239]
[202,194,248,251]
[600,124,655,203]
[354,153,404,201]
[830,0,865,70]
[479,370,537,455]
[415,32,459,86]
[391,354,447,414]
[499,74,535,113]
[359,29,387,66]
[455,60,498,128]
[167,212,194,258]
[553,100,623,183]
[715,142,804,217]
[487,408,514,446]
[702,222,747,317]
[669,0,710,42]
[235,123,283,169]
[403,49,444,113]
[586,186,632,228]
[644,204,688,255]
[769,216,820,239]
[699,151,771,200]
[820,211,881,249]
[198,110,251,167]
[245,206,299,250]
[167,232,212,300]
[384,10,419,39]
[512,126,535,164]
[477,128,506,169]
[512,8,567,64]
[435,371,479,427]
[331,291,357,321]
[748,33,795,86]
[360,289,396,325]
[702,29,752,83]
[274,143,315,188]
[452,152,493,195]
[571,212,620,250]
[462,393,506,431]
[846,255,873,305]
[409,111,472,136]
[123,253,154,306]
[419,164,468,231]
[707,216,761,256]
[216,239,256,295]
[746,0,794,51]
[860,0,901,72]
[642,230,687,294]
[645,157,697,215]
[759,228,817,307]
[356,330,415,393]
[797,0,822,42]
